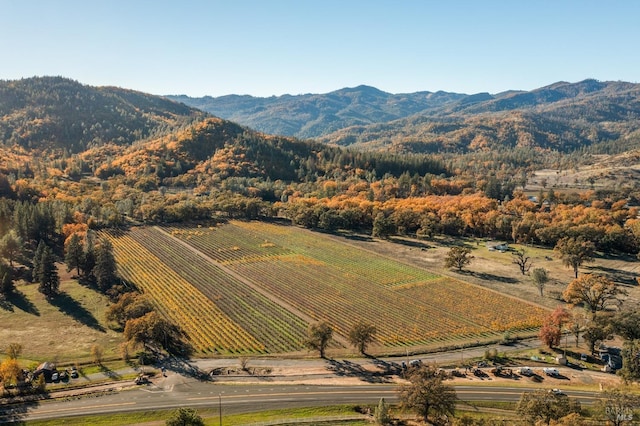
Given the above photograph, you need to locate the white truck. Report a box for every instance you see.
[543,367,559,376]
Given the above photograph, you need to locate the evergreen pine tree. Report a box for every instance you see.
[82,232,96,278]
[38,245,59,298]
[32,239,46,283]
[94,238,117,292]
[65,233,83,276]
[0,261,14,296]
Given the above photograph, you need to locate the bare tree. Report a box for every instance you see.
[512,248,532,275]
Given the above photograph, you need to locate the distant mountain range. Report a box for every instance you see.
[2,77,639,158]
[168,79,640,153]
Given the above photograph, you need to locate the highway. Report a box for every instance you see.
[0,377,602,423]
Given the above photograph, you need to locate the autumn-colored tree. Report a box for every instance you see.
[348,320,377,355]
[444,246,473,271]
[551,306,571,330]
[539,321,562,348]
[0,358,22,388]
[554,236,596,278]
[303,321,333,358]
[106,292,154,328]
[124,311,183,352]
[539,307,570,349]
[563,274,626,317]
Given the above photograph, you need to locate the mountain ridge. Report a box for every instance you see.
[167,79,640,153]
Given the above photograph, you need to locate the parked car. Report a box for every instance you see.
[518,367,533,376]
[51,372,59,382]
[580,353,588,362]
[543,367,559,376]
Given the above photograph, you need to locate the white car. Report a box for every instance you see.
[550,388,566,396]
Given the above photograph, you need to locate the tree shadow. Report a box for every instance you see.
[585,265,639,286]
[4,289,40,315]
[460,270,519,284]
[325,359,393,384]
[0,398,43,424]
[99,364,122,380]
[388,236,433,249]
[338,232,374,243]
[50,292,105,332]
[157,354,209,381]
[371,357,404,376]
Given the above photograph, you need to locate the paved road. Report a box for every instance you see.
[1,374,602,423]
[1,338,603,423]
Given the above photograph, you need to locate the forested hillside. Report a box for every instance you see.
[171,79,640,154]
[0,76,207,152]
[0,76,639,270]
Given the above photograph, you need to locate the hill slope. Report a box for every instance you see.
[0,76,207,152]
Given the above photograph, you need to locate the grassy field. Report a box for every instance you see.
[26,405,370,426]
[0,276,122,363]
[103,221,551,356]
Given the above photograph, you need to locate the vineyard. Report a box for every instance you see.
[104,221,549,355]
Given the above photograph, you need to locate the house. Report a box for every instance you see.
[33,362,57,381]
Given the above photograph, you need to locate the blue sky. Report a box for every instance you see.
[2,1,639,97]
